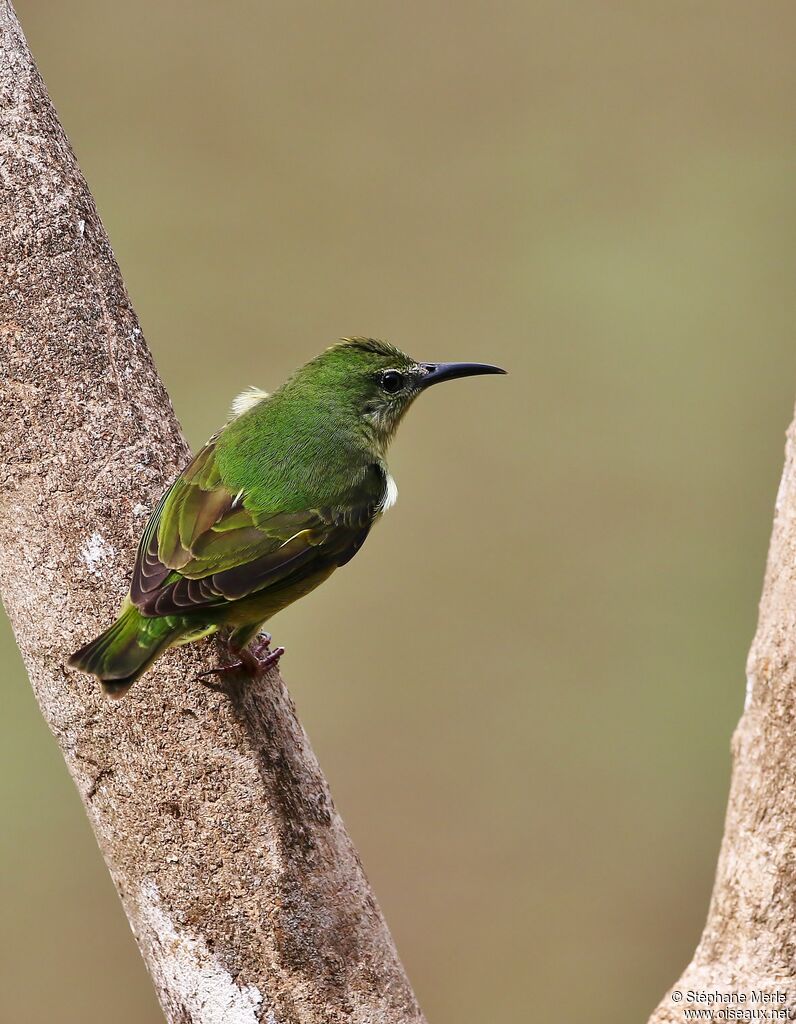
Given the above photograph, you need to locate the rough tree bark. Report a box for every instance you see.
[0,4,424,1022]
[648,442,796,1009]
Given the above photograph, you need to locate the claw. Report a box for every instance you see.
[194,640,285,692]
[240,635,284,674]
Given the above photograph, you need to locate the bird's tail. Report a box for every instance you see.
[68,603,178,699]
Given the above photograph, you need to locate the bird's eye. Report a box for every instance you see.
[380,370,404,394]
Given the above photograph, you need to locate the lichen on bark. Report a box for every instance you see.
[0,3,424,1021]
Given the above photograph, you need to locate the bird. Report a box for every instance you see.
[69,337,506,698]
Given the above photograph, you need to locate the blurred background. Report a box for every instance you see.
[2,2,796,1021]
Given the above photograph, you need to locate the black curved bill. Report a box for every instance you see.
[419,361,507,388]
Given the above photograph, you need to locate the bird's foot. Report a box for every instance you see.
[257,644,286,672]
[245,632,286,672]
[194,635,285,692]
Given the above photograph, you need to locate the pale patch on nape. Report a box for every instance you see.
[380,473,399,512]
[81,531,115,573]
[137,881,265,1024]
[230,386,269,418]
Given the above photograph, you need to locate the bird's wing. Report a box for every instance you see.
[129,441,382,617]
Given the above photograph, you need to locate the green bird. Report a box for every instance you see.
[69,338,505,698]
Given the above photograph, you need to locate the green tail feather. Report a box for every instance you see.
[68,603,179,699]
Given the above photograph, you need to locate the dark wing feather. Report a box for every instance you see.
[129,486,174,605]
[130,441,384,618]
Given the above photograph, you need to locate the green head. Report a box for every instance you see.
[281,337,506,451]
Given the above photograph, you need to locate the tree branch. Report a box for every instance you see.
[649,431,796,1013]
[0,4,424,1021]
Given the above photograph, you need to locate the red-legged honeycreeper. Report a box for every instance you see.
[69,338,506,698]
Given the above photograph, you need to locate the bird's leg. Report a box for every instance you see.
[194,630,284,690]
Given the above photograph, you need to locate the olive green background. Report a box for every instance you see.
[2,2,795,1021]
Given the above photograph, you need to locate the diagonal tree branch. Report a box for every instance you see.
[649,427,796,1014]
[0,4,424,1022]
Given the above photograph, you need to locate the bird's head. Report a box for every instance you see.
[288,337,506,451]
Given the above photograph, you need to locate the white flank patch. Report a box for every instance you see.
[138,881,264,1024]
[230,386,269,418]
[81,531,115,573]
[380,473,398,513]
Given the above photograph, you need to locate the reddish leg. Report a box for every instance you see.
[195,632,285,690]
